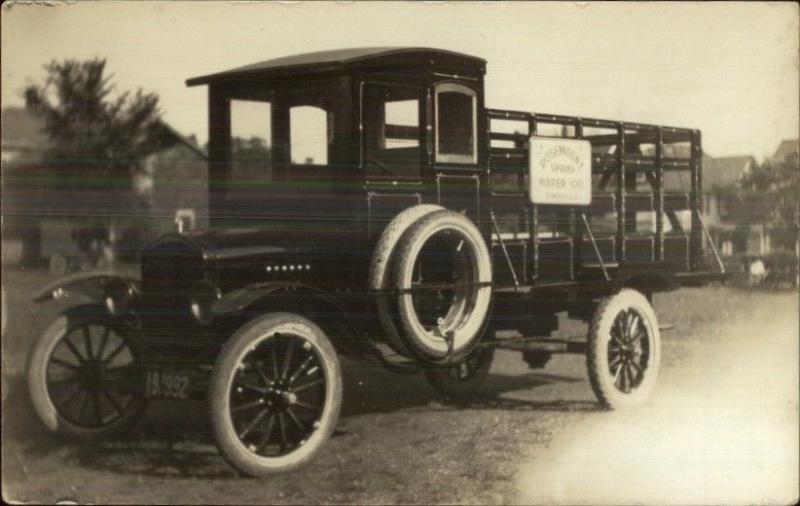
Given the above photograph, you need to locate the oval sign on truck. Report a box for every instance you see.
[529,137,592,206]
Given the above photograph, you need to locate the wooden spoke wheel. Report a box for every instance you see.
[587,289,661,409]
[27,307,147,438]
[209,313,342,476]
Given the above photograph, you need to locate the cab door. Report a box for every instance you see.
[270,78,355,227]
[361,81,427,238]
[430,81,483,224]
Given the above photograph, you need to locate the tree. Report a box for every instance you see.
[24,58,165,237]
[741,153,799,222]
[738,152,800,252]
[232,135,272,178]
[227,136,272,199]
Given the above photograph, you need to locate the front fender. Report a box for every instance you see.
[32,270,140,306]
[211,282,373,359]
[211,281,298,315]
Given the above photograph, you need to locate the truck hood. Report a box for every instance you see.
[186,227,317,265]
[142,226,361,292]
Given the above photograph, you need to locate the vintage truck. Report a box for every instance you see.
[27,47,725,476]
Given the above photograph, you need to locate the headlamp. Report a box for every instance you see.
[104,279,138,316]
[190,281,221,325]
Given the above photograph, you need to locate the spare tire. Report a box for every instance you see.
[369,204,445,291]
[389,210,492,361]
[370,204,445,355]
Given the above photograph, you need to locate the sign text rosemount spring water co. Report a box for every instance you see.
[528,137,592,206]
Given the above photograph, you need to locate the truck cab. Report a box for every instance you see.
[187,47,488,267]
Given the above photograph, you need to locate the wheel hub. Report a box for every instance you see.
[261,380,296,413]
[618,342,640,362]
[78,359,107,391]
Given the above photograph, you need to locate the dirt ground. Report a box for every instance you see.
[1,265,798,505]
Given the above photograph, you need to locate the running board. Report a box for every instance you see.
[374,325,674,367]
[486,325,675,354]
[368,342,422,374]
[484,337,586,354]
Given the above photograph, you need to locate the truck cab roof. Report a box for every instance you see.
[186,47,486,86]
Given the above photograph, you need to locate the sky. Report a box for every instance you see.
[2,1,798,160]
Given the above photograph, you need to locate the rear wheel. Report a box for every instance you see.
[209,313,342,476]
[424,347,494,401]
[586,289,661,408]
[27,307,147,438]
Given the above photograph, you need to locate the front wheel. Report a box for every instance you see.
[27,306,147,438]
[586,289,661,409]
[209,313,342,477]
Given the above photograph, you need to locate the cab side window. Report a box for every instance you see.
[290,105,329,166]
[363,83,422,178]
[435,83,477,164]
[229,98,272,199]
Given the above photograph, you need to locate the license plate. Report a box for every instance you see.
[144,369,190,399]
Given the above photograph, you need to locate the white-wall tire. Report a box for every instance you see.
[369,204,446,291]
[369,204,444,355]
[389,210,492,361]
[27,307,147,438]
[209,313,342,477]
[586,289,661,408]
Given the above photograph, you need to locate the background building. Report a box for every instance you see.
[1,107,207,267]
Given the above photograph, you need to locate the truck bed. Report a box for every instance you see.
[484,108,725,292]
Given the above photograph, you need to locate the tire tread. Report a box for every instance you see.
[208,312,342,477]
[586,288,661,409]
[390,210,492,362]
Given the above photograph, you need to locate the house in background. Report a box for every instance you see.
[772,138,799,162]
[658,147,758,260]
[1,107,50,165]
[698,139,798,267]
[139,126,209,234]
[766,138,799,262]
[1,107,207,266]
[701,155,757,257]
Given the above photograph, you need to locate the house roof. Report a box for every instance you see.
[772,139,799,161]
[151,122,207,159]
[1,107,48,151]
[704,155,755,189]
[661,153,754,192]
[186,47,486,86]
[1,106,205,160]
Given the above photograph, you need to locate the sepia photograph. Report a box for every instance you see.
[1,1,798,504]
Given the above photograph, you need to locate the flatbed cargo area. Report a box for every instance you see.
[486,107,726,293]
